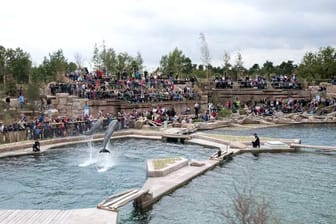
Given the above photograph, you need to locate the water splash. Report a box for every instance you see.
[96,149,116,172]
[79,136,97,167]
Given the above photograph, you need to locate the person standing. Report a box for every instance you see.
[194,102,200,118]
[18,94,25,110]
[83,102,90,120]
[40,97,45,111]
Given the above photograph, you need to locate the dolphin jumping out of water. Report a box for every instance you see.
[83,118,104,136]
[99,120,118,153]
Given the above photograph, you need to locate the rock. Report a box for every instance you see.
[135,120,144,129]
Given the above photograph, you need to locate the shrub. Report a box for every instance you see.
[217,108,232,118]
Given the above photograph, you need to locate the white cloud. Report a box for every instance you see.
[1,0,335,70]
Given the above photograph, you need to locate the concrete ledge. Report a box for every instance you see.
[264,141,290,149]
[147,157,188,177]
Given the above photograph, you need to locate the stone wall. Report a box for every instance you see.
[50,87,312,118]
[51,93,89,118]
[210,88,310,104]
[50,93,207,118]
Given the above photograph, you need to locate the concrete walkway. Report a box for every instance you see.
[140,159,219,209]
[0,208,117,224]
[0,129,162,159]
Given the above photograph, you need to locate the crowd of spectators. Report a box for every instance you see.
[239,96,336,116]
[271,74,302,89]
[238,76,267,89]
[0,103,201,144]
[246,98,309,116]
[2,94,336,144]
[49,69,198,103]
[213,74,303,90]
[0,113,95,143]
[214,76,233,88]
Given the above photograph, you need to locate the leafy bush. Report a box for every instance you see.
[217,108,232,118]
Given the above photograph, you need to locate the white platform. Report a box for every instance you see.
[264,141,290,149]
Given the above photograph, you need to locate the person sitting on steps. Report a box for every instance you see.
[252,133,260,148]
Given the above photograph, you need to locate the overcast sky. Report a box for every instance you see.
[1,0,336,70]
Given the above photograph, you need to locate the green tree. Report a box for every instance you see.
[5,47,32,84]
[104,48,117,75]
[67,62,77,73]
[0,46,32,87]
[30,66,44,84]
[298,52,318,82]
[116,52,130,73]
[39,49,68,82]
[100,41,117,74]
[160,47,192,79]
[181,57,193,75]
[276,60,296,76]
[92,43,103,70]
[249,63,261,76]
[297,46,336,82]
[261,61,275,80]
[92,41,144,76]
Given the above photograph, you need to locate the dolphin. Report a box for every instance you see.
[83,118,104,135]
[99,120,118,153]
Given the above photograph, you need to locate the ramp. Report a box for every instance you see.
[97,189,149,211]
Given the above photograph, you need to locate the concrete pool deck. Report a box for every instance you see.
[0,208,118,224]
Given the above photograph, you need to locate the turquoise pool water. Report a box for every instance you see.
[0,139,215,210]
[142,124,336,224]
[0,124,335,224]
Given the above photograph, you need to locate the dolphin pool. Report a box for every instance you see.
[0,139,215,210]
[0,124,335,224]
